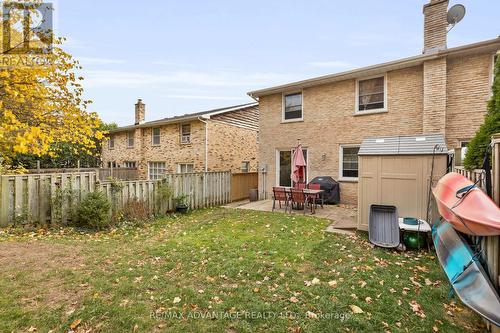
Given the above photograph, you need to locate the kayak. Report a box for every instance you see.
[432,172,500,236]
[432,220,500,326]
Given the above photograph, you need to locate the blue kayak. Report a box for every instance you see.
[432,220,500,327]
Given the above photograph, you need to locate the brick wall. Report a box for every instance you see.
[423,57,447,135]
[258,53,494,204]
[207,121,258,173]
[423,0,448,53]
[446,53,493,148]
[102,119,258,179]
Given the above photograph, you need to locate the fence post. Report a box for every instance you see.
[0,176,9,226]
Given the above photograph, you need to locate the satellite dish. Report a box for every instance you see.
[447,4,466,25]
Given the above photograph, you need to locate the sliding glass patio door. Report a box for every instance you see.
[277,149,307,187]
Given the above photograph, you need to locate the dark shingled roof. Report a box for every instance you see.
[110,102,258,133]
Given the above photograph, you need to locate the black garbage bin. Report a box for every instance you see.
[308,176,340,204]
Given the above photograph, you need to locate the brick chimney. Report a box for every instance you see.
[422,0,448,136]
[423,0,449,54]
[135,99,145,125]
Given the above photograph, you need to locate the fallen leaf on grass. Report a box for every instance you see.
[415,265,429,273]
[350,305,364,314]
[359,280,367,288]
[289,296,299,303]
[409,300,426,318]
[410,277,422,287]
[328,280,337,287]
[433,326,439,332]
[173,297,181,304]
[27,327,37,332]
[70,319,81,329]
[365,297,372,304]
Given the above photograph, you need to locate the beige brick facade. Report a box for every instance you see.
[102,104,258,179]
[251,0,499,205]
[255,50,496,204]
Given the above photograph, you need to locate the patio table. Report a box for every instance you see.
[282,187,324,214]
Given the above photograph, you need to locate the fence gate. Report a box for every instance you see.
[231,172,258,202]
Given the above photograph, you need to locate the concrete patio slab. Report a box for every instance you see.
[224,199,357,233]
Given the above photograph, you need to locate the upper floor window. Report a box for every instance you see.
[180,124,191,144]
[108,134,115,149]
[178,163,193,173]
[152,127,161,145]
[127,131,134,147]
[283,92,302,121]
[241,161,250,173]
[356,76,386,113]
[339,145,360,180]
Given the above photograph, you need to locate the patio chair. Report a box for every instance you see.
[307,183,324,209]
[290,189,312,214]
[272,187,289,213]
[295,182,306,189]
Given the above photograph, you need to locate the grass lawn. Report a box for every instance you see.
[0,208,485,333]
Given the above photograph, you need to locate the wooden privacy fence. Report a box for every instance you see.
[96,168,139,181]
[99,171,231,215]
[231,172,258,201]
[27,167,139,181]
[0,171,231,226]
[0,172,97,226]
[453,166,487,192]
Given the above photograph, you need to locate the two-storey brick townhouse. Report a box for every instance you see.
[248,0,500,204]
[102,101,259,180]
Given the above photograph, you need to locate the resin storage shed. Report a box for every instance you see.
[357,134,448,231]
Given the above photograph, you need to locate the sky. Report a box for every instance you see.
[54,0,500,126]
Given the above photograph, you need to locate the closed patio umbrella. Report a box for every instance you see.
[291,143,306,187]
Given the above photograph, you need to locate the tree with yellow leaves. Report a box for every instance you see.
[0,2,104,168]
[0,40,104,165]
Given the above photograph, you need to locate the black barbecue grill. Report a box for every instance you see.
[308,176,340,204]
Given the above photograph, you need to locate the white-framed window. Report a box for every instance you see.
[282,92,303,122]
[108,134,115,149]
[180,124,191,144]
[177,163,194,173]
[276,148,308,187]
[107,161,117,168]
[152,127,161,145]
[355,75,387,114]
[124,161,136,168]
[149,162,166,180]
[339,145,360,181]
[241,161,250,173]
[127,131,134,147]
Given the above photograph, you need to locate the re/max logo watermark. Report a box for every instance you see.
[2,1,53,55]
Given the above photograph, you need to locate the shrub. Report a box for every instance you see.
[75,191,111,229]
[464,54,500,169]
[122,198,151,222]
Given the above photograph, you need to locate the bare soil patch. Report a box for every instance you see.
[0,241,86,310]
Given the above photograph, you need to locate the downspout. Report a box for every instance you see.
[197,116,209,172]
[198,116,209,206]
